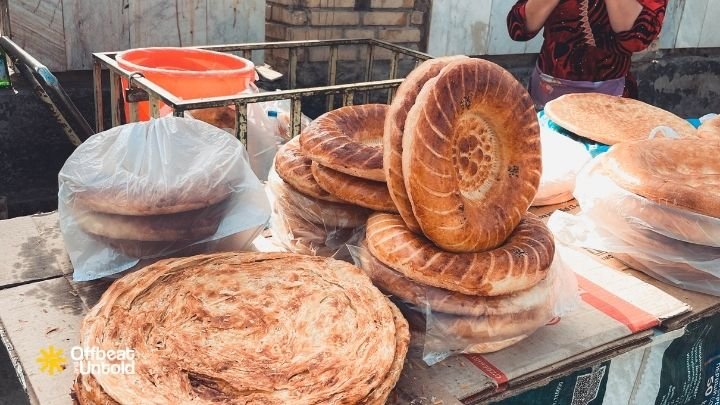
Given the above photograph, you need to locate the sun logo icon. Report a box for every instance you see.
[36,345,67,376]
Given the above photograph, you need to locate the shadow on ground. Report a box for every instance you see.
[0,343,29,405]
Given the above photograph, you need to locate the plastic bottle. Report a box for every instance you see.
[0,50,10,89]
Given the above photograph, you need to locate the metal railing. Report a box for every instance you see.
[92,39,432,145]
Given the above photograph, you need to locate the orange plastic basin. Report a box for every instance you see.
[116,47,255,121]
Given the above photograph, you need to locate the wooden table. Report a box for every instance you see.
[1,212,719,404]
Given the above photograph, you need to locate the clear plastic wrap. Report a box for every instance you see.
[266,169,369,260]
[547,156,720,296]
[534,114,592,206]
[349,244,580,365]
[183,84,311,181]
[59,117,271,281]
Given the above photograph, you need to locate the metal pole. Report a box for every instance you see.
[92,60,104,132]
[234,102,248,145]
[327,45,338,111]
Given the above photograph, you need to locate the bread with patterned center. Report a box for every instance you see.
[384,56,468,233]
[366,213,554,296]
[275,137,344,203]
[300,104,388,181]
[402,58,541,252]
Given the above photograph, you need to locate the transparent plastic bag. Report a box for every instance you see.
[534,116,592,206]
[183,84,311,181]
[266,169,368,260]
[349,243,580,365]
[58,117,271,281]
[547,156,720,296]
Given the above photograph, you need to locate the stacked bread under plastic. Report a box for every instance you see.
[72,252,409,404]
[358,57,566,355]
[550,137,720,296]
[270,104,398,258]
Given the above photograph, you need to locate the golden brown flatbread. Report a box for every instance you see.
[403,58,541,253]
[73,253,406,404]
[544,93,697,145]
[300,104,387,181]
[360,250,556,317]
[366,213,555,296]
[384,56,468,233]
[311,162,398,213]
[603,138,720,218]
[275,137,344,203]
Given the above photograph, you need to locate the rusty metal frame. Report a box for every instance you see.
[92,39,432,145]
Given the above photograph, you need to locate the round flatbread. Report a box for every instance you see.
[73,253,404,404]
[275,137,344,203]
[384,56,468,233]
[402,58,541,253]
[603,138,720,218]
[544,93,697,145]
[366,213,555,296]
[698,115,720,139]
[360,250,556,317]
[300,104,387,181]
[312,162,398,213]
[75,200,227,242]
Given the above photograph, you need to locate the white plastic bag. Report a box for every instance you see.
[184,85,311,181]
[534,120,592,206]
[59,117,271,281]
[266,169,368,261]
[348,244,580,365]
[547,156,720,296]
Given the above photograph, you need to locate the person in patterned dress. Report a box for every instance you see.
[507,0,667,109]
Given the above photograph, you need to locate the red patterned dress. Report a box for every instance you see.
[507,0,667,104]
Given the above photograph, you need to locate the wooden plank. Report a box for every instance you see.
[62,0,130,70]
[699,0,720,48]
[675,0,709,48]
[427,0,492,56]
[0,277,87,405]
[128,0,207,48]
[0,215,67,289]
[487,0,527,55]
[8,0,66,71]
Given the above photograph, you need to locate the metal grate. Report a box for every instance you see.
[92,39,432,145]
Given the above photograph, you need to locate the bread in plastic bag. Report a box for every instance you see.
[58,117,271,281]
[349,243,580,365]
[266,168,368,260]
[547,155,720,296]
[534,113,592,206]
[184,84,311,181]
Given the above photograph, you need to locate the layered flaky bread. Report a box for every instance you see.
[402,58,541,253]
[275,137,344,203]
[311,162,398,213]
[384,56,468,233]
[544,93,697,145]
[300,104,388,181]
[366,213,554,296]
[73,253,408,404]
[603,138,720,218]
[360,251,555,317]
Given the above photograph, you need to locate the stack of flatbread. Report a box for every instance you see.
[352,57,566,354]
[269,104,398,258]
[72,252,409,404]
[560,138,720,296]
